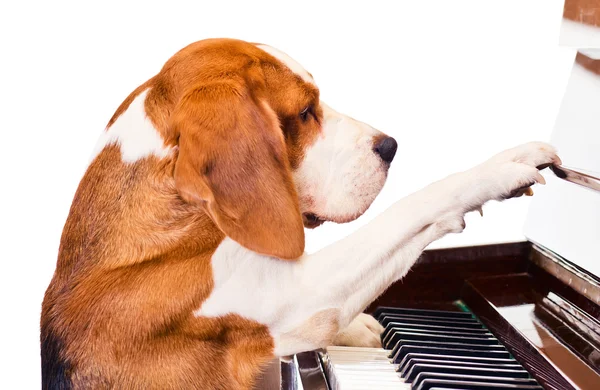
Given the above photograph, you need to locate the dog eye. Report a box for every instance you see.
[299,106,312,122]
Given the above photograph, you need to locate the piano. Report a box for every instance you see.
[277,51,600,390]
[281,236,600,390]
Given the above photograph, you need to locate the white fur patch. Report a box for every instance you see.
[90,90,171,163]
[195,238,316,334]
[256,44,315,85]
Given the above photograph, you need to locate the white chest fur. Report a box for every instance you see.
[195,238,317,336]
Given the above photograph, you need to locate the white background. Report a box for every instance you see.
[525,60,600,277]
[0,0,575,387]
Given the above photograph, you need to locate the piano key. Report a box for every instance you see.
[322,347,409,390]
[374,306,475,320]
[382,323,493,336]
[396,353,520,372]
[382,322,493,336]
[326,346,389,353]
[330,370,402,378]
[411,372,540,389]
[379,314,485,329]
[384,331,501,350]
[382,321,491,340]
[415,378,543,390]
[327,346,390,356]
[420,384,542,390]
[379,313,483,328]
[382,325,494,346]
[325,358,392,365]
[404,363,530,383]
[322,350,398,372]
[389,340,510,358]
[317,306,544,390]
[399,358,523,377]
[326,346,391,362]
[391,343,510,363]
[328,377,410,390]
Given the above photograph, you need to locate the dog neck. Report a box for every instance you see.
[55,146,224,279]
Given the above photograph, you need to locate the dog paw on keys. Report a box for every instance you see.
[332,313,384,348]
[472,141,561,203]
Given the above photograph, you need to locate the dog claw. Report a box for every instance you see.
[536,173,546,185]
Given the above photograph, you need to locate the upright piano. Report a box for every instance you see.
[279,51,600,389]
[283,235,600,390]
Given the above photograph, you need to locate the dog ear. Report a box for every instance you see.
[172,82,305,260]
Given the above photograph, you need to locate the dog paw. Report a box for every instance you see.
[332,313,384,348]
[471,142,561,204]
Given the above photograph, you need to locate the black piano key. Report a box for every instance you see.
[382,321,491,341]
[412,372,540,388]
[397,353,520,373]
[384,330,500,350]
[383,321,491,334]
[424,388,542,390]
[426,385,543,390]
[424,387,542,390]
[370,306,543,389]
[382,325,493,346]
[415,378,543,390]
[399,358,523,377]
[390,339,508,359]
[374,306,474,320]
[382,324,493,346]
[404,364,530,383]
[379,313,483,328]
[391,344,511,363]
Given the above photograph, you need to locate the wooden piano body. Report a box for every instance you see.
[283,242,600,389]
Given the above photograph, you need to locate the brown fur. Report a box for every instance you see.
[41,38,322,389]
[563,0,600,27]
[576,51,600,75]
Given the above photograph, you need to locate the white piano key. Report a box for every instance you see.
[322,345,407,390]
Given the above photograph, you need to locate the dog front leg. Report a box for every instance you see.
[276,142,559,356]
[331,217,463,348]
[275,181,469,355]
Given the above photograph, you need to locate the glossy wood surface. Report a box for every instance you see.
[295,242,600,390]
[463,277,588,390]
[365,242,531,312]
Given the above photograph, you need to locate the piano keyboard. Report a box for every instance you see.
[320,306,543,390]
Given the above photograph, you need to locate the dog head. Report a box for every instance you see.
[152,39,396,259]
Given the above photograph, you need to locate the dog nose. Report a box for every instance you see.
[373,136,397,163]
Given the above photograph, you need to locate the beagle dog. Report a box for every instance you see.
[41,38,561,389]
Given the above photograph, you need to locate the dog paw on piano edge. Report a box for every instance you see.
[471,141,561,203]
[332,313,384,348]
